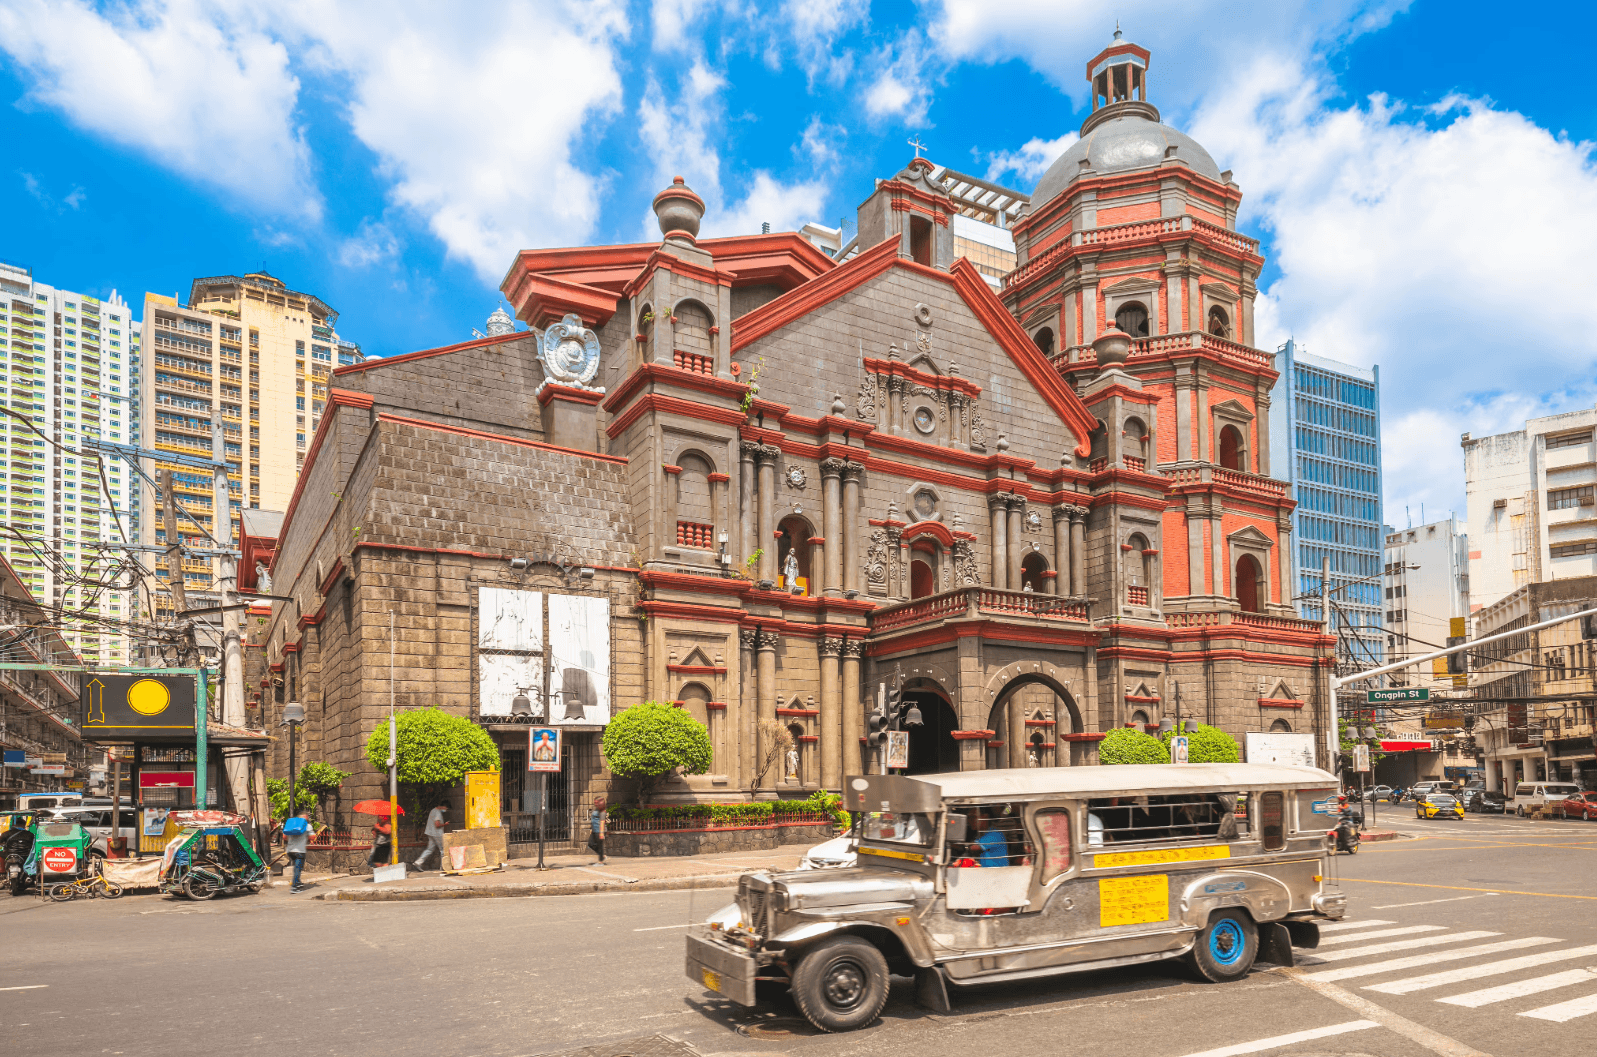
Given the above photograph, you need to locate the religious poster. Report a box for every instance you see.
[477,588,542,718]
[529,727,561,772]
[548,594,610,725]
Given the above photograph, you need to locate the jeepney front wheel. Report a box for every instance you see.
[791,936,890,1033]
[1188,910,1258,983]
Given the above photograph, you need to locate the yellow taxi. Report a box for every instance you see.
[1417,792,1465,820]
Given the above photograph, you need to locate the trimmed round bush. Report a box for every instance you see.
[1162,724,1241,763]
[1099,727,1171,765]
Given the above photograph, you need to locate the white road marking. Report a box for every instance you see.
[1317,919,1397,932]
[1365,944,1597,994]
[1319,925,1447,945]
[1286,971,1491,1057]
[1371,895,1494,909]
[0,985,48,992]
[633,922,695,931]
[1310,931,1501,963]
[1438,968,1597,1007]
[1520,991,1597,1022]
[1302,937,1560,982]
[1174,1019,1380,1057]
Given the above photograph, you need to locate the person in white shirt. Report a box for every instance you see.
[413,801,449,871]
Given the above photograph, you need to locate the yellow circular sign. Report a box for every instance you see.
[127,679,171,716]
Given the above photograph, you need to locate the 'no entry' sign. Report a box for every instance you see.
[41,847,78,874]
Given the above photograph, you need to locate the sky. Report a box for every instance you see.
[1,0,1594,526]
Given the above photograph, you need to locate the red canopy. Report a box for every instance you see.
[1380,739,1436,753]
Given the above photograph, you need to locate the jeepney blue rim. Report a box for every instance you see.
[1209,919,1245,965]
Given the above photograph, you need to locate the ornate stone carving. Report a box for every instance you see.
[1024,507,1044,533]
[885,374,906,393]
[785,465,807,489]
[914,303,933,327]
[864,529,889,588]
[755,628,781,650]
[753,443,782,465]
[856,370,878,421]
[820,457,845,479]
[739,628,758,650]
[952,538,980,585]
[535,313,603,394]
[840,461,866,482]
[1052,505,1073,523]
[820,637,844,656]
[739,440,761,463]
[841,639,864,657]
[969,407,988,450]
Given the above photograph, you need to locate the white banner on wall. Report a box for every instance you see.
[478,588,543,718]
[1245,732,1318,769]
[549,594,610,725]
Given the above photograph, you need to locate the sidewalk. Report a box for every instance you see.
[272,846,808,902]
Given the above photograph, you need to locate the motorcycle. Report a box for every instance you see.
[1333,806,1361,854]
[3,817,35,896]
[159,822,267,900]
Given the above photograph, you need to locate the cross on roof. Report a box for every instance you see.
[907,134,928,159]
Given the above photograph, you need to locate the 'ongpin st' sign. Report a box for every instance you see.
[1366,687,1430,704]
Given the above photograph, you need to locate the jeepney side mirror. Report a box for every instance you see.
[945,813,968,843]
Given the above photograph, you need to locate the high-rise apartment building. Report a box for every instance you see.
[140,271,359,616]
[1462,407,1597,613]
[1269,340,1385,671]
[1383,517,1470,690]
[0,261,141,665]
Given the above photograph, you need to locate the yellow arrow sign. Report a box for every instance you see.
[86,678,106,724]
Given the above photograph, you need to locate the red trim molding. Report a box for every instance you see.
[776,707,821,717]
[1062,732,1109,742]
[1257,698,1305,709]
[951,729,995,740]
[667,664,727,675]
[732,237,901,352]
[536,382,606,408]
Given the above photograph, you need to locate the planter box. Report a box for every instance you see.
[605,819,835,858]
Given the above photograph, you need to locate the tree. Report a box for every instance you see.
[752,718,794,790]
[365,707,500,814]
[1099,727,1170,765]
[267,777,318,821]
[602,701,714,804]
[296,761,351,818]
[1161,724,1241,763]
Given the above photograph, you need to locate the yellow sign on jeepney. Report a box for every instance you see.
[1094,844,1230,870]
[1099,874,1170,927]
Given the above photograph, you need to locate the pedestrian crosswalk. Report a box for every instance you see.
[1298,917,1597,1024]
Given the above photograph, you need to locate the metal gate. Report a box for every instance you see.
[501,732,602,852]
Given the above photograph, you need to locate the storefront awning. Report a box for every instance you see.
[1380,739,1436,753]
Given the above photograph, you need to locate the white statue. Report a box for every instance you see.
[255,560,272,593]
[785,747,800,781]
[783,549,801,593]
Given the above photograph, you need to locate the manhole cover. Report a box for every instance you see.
[736,1018,819,1041]
[534,1033,703,1057]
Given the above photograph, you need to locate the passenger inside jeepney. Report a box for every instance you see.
[963,805,1031,866]
[1087,793,1240,844]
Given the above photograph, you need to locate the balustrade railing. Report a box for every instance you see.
[871,587,1089,632]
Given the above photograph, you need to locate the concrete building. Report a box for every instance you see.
[139,272,360,618]
[249,33,1333,848]
[1383,517,1470,691]
[1269,341,1384,673]
[0,552,91,802]
[1471,575,1597,793]
[1462,408,1597,614]
[0,261,141,666]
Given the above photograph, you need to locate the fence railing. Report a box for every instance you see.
[606,808,834,834]
[871,587,1089,633]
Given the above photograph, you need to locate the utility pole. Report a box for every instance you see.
[158,467,189,622]
[213,421,248,814]
[1322,556,1337,771]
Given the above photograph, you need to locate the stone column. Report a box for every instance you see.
[755,444,780,581]
[842,462,864,592]
[1069,506,1087,596]
[739,442,757,569]
[819,637,843,789]
[988,495,1009,589]
[663,463,682,539]
[1277,517,1294,608]
[708,472,730,552]
[1195,362,1211,464]
[886,375,905,436]
[1005,495,1025,590]
[1173,365,1194,462]
[841,640,863,776]
[1009,693,1028,770]
[1255,383,1273,476]
[820,458,845,595]
[738,627,757,790]
[1053,506,1072,595]
[755,629,778,789]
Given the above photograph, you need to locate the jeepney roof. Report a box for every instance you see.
[859,763,1336,803]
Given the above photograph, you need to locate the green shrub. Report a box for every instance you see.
[1161,724,1241,763]
[602,701,713,804]
[1099,727,1171,765]
[266,777,317,822]
[364,707,499,813]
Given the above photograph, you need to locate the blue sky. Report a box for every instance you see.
[2,0,1594,521]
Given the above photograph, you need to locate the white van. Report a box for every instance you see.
[16,793,84,811]
[1513,782,1582,816]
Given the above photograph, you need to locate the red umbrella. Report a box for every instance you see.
[352,800,405,817]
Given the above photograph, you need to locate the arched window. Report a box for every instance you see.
[674,300,712,357]
[679,682,711,728]
[639,303,655,363]
[1122,416,1147,471]
[776,515,813,595]
[1219,425,1244,471]
[986,700,1008,770]
[1089,420,1109,469]
[1130,709,1151,729]
[909,215,933,266]
[1033,327,1055,357]
[910,554,935,599]
[677,452,713,526]
[1269,718,1293,733]
[1115,300,1149,337]
[1207,305,1231,338]
[1020,552,1048,593]
[1125,533,1153,607]
[1235,553,1263,613]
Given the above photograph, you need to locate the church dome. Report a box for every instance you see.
[1031,113,1222,210]
[485,305,515,336]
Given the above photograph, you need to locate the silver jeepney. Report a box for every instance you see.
[685,763,1346,1032]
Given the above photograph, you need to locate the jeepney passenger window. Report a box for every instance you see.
[1086,794,1236,844]
[861,811,935,846]
[1259,792,1285,851]
[948,804,1032,866]
[1035,809,1071,883]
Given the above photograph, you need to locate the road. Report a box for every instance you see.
[3,809,1595,1057]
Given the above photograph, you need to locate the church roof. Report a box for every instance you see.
[1031,112,1222,210]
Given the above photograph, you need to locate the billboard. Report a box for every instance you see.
[549,594,610,725]
[477,588,542,718]
[1244,732,1317,769]
[80,675,197,738]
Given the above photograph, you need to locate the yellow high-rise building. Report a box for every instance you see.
[139,272,360,617]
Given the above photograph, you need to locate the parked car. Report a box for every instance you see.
[1370,785,1393,801]
[62,807,139,856]
[1417,793,1464,820]
[1512,782,1583,817]
[1557,792,1597,820]
[796,833,856,870]
[1463,789,1506,814]
[1408,781,1446,800]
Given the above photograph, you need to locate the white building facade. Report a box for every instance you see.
[1383,517,1471,692]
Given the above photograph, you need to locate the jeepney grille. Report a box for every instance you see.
[742,890,769,936]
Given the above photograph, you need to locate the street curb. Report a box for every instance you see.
[315,873,742,901]
[1358,830,1405,843]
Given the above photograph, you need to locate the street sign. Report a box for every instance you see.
[38,752,67,764]
[2,750,24,767]
[1169,735,1190,765]
[30,765,66,775]
[40,847,77,873]
[80,674,197,737]
[1423,713,1465,729]
[529,727,561,773]
[1353,744,1371,772]
[1367,687,1429,704]
[886,730,910,770]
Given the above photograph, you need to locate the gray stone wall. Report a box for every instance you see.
[339,334,547,441]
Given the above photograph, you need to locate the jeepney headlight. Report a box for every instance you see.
[705,901,741,932]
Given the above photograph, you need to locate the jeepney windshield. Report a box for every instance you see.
[860,811,935,847]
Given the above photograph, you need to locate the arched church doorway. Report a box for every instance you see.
[903,684,960,775]
[987,676,1082,769]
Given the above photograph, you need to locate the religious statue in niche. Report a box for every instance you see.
[783,549,802,594]
[255,561,273,593]
[785,746,800,782]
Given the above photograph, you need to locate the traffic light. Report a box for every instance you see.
[1463,713,1477,731]
[867,708,887,748]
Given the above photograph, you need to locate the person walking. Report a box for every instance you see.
[587,796,607,864]
[367,815,394,870]
[282,809,319,892]
[413,800,449,872]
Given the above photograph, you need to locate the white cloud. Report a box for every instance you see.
[338,218,400,268]
[778,0,867,82]
[800,116,846,166]
[1191,58,1597,517]
[984,132,1077,185]
[864,31,931,123]
[653,0,716,52]
[0,0,317,218]
[708,171,830,238]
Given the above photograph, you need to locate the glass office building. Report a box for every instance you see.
[1270,340,1384,672]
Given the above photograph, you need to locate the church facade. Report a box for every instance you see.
[252,36,1331,834]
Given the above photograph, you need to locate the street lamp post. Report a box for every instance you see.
[282,701,305,831]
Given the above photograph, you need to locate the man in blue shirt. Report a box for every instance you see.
[282,810,315,892]
[973,808,1010,867]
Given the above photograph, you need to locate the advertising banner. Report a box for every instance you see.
[477,588,543,718]
[886,730,910,770]
[549,594,610,725]
[1244,732,1317,769]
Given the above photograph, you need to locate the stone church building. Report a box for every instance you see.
[251,35,1331,841]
